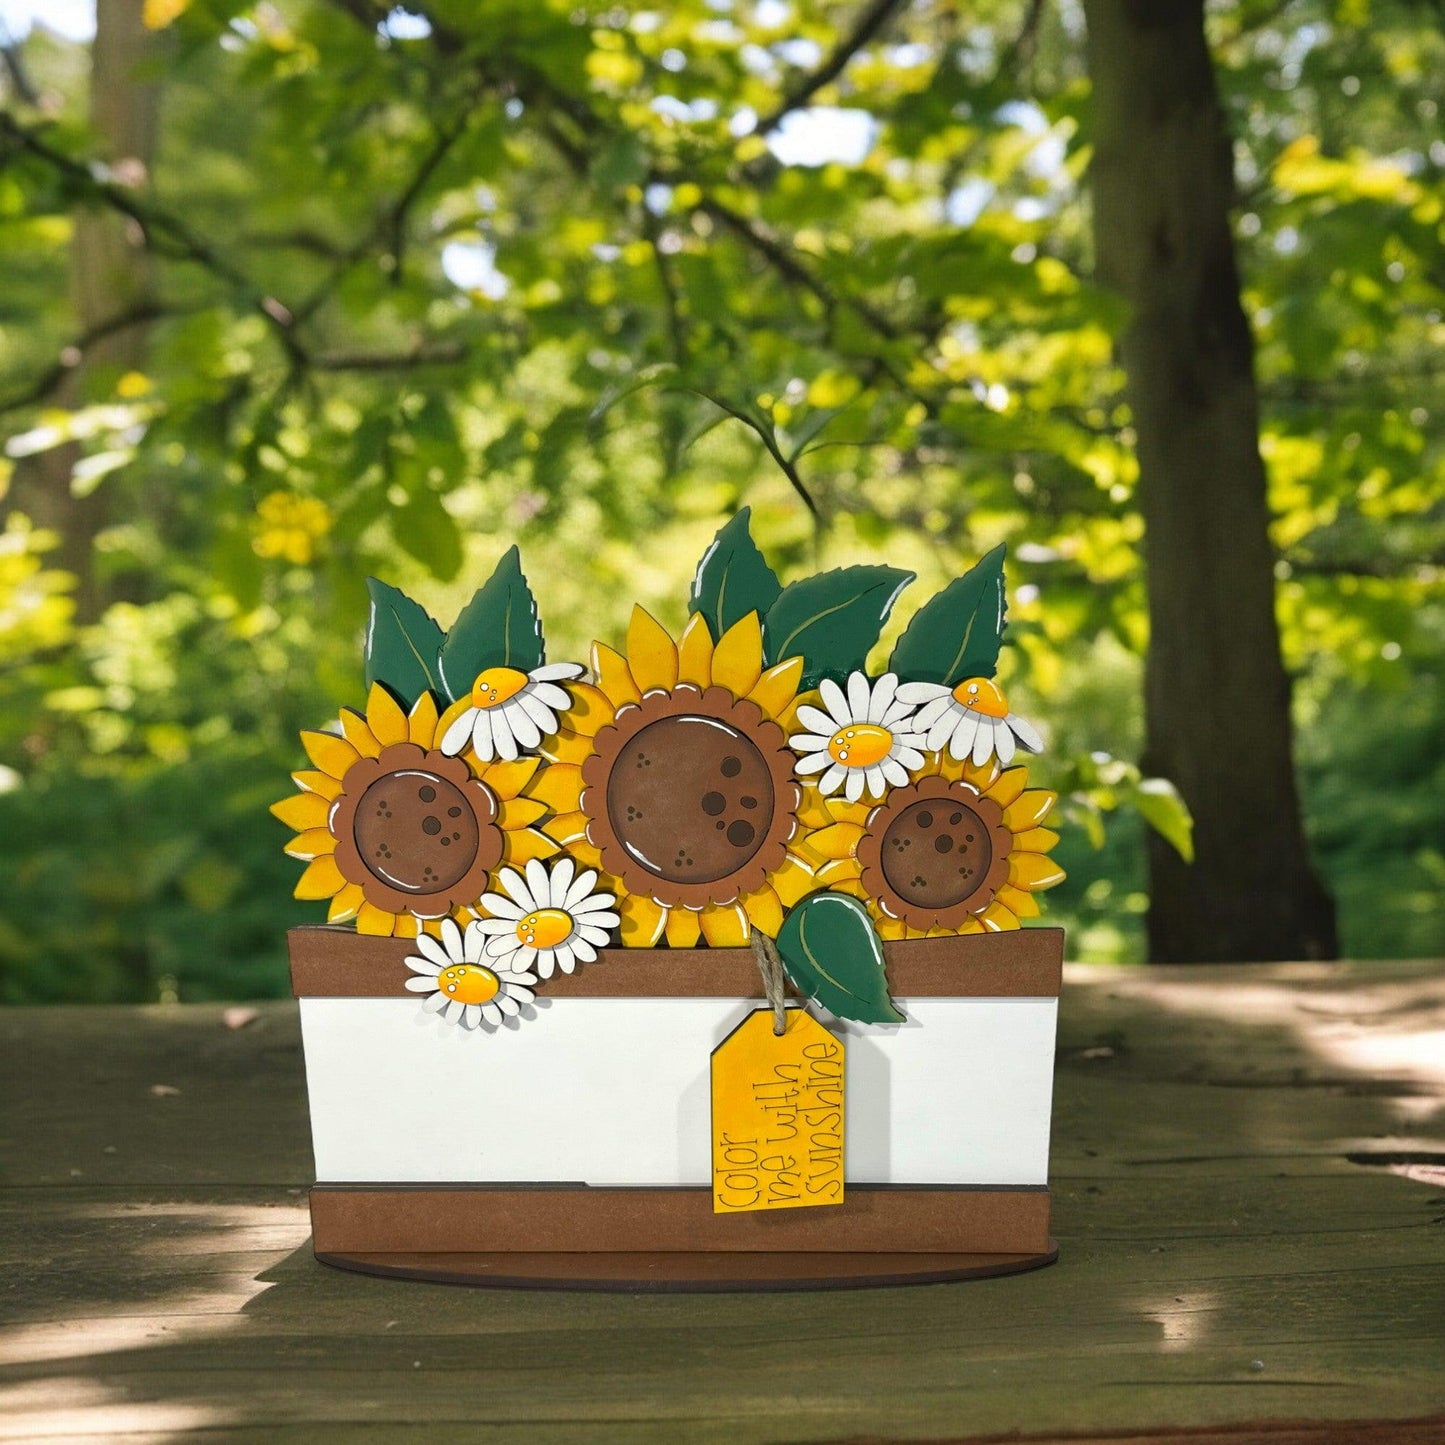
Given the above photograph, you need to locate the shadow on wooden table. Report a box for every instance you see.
[0,960,1441,1442]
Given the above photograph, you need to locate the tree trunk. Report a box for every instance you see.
[13,0,160,620]
[1081,0,1337,962]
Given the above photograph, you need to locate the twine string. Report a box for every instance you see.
[750,931,788,1036]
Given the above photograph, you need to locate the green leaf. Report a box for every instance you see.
[889,543,1007,686]
[763,565,914,689]
[364,579,445,708]
[688,508,782,640]
[775,892,905,1025]
[436,545,545,702]
[1128,777,1195,863]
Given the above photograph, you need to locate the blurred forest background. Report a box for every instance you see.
[0,0,1439,1003]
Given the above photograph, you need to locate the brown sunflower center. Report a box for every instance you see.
[880,797,994,910]
[605,714,775,884]
[352,769,482,894]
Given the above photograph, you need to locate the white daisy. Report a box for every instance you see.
[895,676,1044,767]
[440,662,585,762]
[789,671,927,803]
[472,858,620,981]
[403,915,538,1029]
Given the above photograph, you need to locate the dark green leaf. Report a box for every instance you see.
[436,545,545,702]
[764,565,914,689]
[889,543,1007,685]
[364,579,445,708]
[775,892,905,1025]
[688,507,782,641]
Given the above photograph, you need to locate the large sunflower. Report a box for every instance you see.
[273,683,557,937]
[536,607,819,946]
[796,749,1064,939]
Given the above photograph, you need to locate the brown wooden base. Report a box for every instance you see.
[314,1242,1060,1292]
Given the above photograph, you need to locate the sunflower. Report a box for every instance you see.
[795,748,1064,939]
[536,606,820,947]
[272,683,558,937]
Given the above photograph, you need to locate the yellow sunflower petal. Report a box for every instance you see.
[1009,852,1066,891]
[958,917,986,935]
[875,913,908,941]
[979,899,1019,932]
[408,692,439,747]
[292,769,343,801]
[619,893,666,947]
[529,763,584,813]
[568,836,604,869]
[294,854,346,900]
[544,810,591,846]
[327,883,365,924]
[366,683,410,747]
[484,756,540,800]
[665,907,702,947]
[270,792,330,831]
[743,885,784,937]
[677,611,715,688]
[996,883,1040,918]
[710,612,764,698]
[284,828,337,860]
[701,903,750,947]
[806,822,865,861]
[498,797,548,830]
[814,857,867,898]
[1004,788,1056,831]
[394,913,423,939]
[592,643,642,709]
[356,903,396,936]
[301,730,361,781]
[1014,827,1060,854]
[746,656,803,719]
[823,797,872,828]
[564,683,616,739]
[340,707,382,759]
[771,852,819,907]
[626,605,679,694]
[504,828,560,865]
[796,791,835,832]
[542,729,595,765]
[987,767,1028,810]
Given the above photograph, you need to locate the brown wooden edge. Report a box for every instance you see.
[313,1243,1060,1293]
[308,1184,1052,1256]
[288,925,1064,1000]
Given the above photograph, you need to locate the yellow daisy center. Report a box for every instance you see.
[438,963,501,1005]
[516,907,574,949]
[951,677,1008,719]
[470,666,530,709]
[827,723,894,768]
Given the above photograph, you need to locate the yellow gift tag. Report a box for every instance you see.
[711,1008,845,1214]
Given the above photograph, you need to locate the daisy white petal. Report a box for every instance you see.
[533,948,556,980]
[525,857,550,905]
[914,697,954,732]
[415,932,452,967]
[549,856,575,908]
[475,916,516,935]
[996,722,1018,764]
[1008,713,1044,752]
[486,933,520,958]
[788,733,832,753]
[867,672,899,722]
[564,868,600,909]
[481,1003,502,1026]
[404,956,442,976]
[796,705,838,737]
[818,677,850,725]
[501,969,537,986]
[507,985,535,1006]
[570,936,598,963]
[846,671,871,722]
[571,893,616,914]
[576,910,619,929]
[880,757,911,788]
[507,706,542,750]
[477,892,524,920]
[516,691,557,733]
[462,1003,482,1029]
[441,710,476,756]
[819,763,847,796]
[795,750,834,776]
[423,990,449,1014]
[512,944,537,971]
[463,923,486,963]
[926,713,958,753]
[865,765,888,799]
[470,708,495,760]
[492,716,519,761]
[894,746,926,770]
[530,682,572,711]
[949,712,981,760]
[498,868,535,910]
[553,943,577,974]
[577,925,611,949]
[404,975,438,993]
[531,662,584,682]
[972,718,997,767]
[844,767,866,803]
[439,916,463,957]
[496,991,520,1017]
[895,680,949,704]
[441,1000,461,1023]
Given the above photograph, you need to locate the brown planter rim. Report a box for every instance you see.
[288,924,1063,1000]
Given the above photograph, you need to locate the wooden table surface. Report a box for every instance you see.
[3,961,1443,1444]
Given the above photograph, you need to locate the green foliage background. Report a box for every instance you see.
[0,0,1440,1002]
